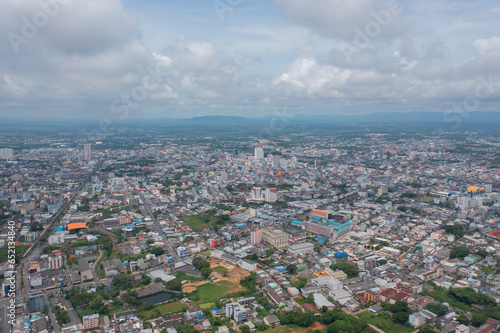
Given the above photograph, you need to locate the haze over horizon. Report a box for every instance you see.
[1,0,500,121]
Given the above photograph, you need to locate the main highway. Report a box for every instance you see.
[128,179,180,262]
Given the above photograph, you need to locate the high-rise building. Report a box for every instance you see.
[83,144,92,161]
[272,155,280,168]
[29,291,45,313]
[254,147,264,160]
[0,148,14,159]
[251,187,263,200]
[265,188,278,202]
[250,229,262,245]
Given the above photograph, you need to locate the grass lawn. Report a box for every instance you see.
[357,311,414,333]
[179,215,211,231]
[193,280,238,305]
[199,302,215,309]
[108,246,122,259]
[212,266,228,274]
[157,301,189,314]
[180,214,229,232]
[264,326,310,333]
[416,197,434,203]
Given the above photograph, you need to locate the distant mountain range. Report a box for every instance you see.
[1,111,499,132]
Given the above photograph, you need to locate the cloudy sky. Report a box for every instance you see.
[1,0,500,121]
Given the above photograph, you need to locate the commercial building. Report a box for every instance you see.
[271,155,280,168]
[467,186,485,197]
[29,291,45,313]
[313,293,335,310]
[177,246,187,258]
[287,242,314,256]
[78,258,94,282]
[265,188,278,202]
[312,276,343,292]
[48,233,65,245]
[83,144,92,161]
[0,148,14,159]
[250,228,262,245]
[251,187,263,200]
[254,147,264,160]
[219,253,257,272]
[301,286,321,296]
[83,314,100,331]
[380,247,400,257]
[332,270,347,280]
[310,209,328,223]
[304,220,351,239]
[443,261,457,273]
[262,228,289,249]
[350,232,371,243]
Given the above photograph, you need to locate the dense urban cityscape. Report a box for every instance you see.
[0,124,499,333]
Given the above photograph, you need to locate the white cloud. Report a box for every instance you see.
[274,0,406,41]
[473,36,500,55]
[274,57,349,97]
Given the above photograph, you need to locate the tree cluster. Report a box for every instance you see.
[192,257,212,278]
[331,262,359,279]
[380,301,412,323]
[425,302,448,317]
[443,224,465,239]
[53,305,70,325]
[450,246,470,260]
[449,287,495,306]
[322,309,371,333]
[240,272,258,293]
[286,264,297,274]
[276,308,315,327]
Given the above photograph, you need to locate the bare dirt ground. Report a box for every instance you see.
[181,259,250,293]
[209,258,250,292]
[308,322,327,331]
[182,280,209,293]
